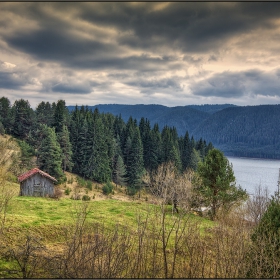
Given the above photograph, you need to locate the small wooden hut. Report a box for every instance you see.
[18,168,57,197]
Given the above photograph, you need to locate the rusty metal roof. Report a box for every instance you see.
[18,168,57,183]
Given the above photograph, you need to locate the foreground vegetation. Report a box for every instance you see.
[2,188,279,279]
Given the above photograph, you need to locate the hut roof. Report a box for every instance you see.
[18,168,57,183]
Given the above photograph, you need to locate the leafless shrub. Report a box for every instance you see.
[4,234,47,278]
[245,184,270,225]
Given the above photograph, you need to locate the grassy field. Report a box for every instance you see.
[6,192,214,233]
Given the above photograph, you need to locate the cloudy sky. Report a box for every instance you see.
[1,2,280,108]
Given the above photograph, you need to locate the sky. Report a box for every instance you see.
[1,2,280,108]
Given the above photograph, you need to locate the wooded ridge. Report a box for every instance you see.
[69,104,280,159]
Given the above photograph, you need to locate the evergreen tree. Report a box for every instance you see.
[37,124,65,183]
[53,100,69,133]
[0,96,11,132]
[35,101,53,127]
[69,105,87,174]
[57,124,73,172]
[181,131,192,170]
[189,148,201,170]
[161,126,181,171]
[11,99,35,141]
[195,148,248,220]
[81,113,111,183]
[247,196,280,278]
[126,127,144,192]
[113,154,127,187]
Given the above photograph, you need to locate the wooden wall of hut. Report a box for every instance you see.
[20,173,55,197]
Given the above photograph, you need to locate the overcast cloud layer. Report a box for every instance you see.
[1,2,280,107]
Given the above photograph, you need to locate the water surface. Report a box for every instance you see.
[227,156,280,196]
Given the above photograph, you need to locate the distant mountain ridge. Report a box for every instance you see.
[67,103,280,159]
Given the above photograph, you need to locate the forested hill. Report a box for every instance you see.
[192,105,280,159]
[68,104,280,159]
[67,104,236,137]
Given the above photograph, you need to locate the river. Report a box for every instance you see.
[227,156,280,196]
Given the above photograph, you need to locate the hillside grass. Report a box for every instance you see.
[6,193,214,233]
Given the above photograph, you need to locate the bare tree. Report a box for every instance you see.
[245,184,270,225]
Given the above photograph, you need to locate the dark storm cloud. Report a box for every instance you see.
[126,78,182,92]
[4,2,280,69]
[5,28,112,64]
[0,72,25,89]
[51,83,92,94]
[81,2,280,52]
[192,69,280,98]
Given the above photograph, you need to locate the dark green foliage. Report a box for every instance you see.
[247,197,280,278]
[36,124,65,184]
[57,125,73,172]
[82,194,91,201]
[161,126,182,171]
[11,99,35,141]
[17,139,35,171]
[65,188,71,195]
[195,148,248,220]
[113,154,127,187]
[0,121,5,135]
[0,96,11,132]
[102,182,113,195]
[126,127,144,189]
[35,101,54,127]
[53,100,69,133]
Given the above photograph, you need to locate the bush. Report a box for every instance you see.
[82,195,91,201]
[86,181,92,191]
[102,182,113,195]
[76,176,86,188]
[64,188,71,195]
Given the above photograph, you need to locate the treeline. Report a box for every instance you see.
[0,97,213,189]
[80,103,280,159]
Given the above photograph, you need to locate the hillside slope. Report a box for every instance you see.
[192,105,280,158]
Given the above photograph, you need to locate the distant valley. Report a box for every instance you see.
[68,103,280,159]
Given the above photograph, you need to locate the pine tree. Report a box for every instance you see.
[113,155,127,187]
[57,125,73,172]
[35,101,53,127]
[126,127,144,192]
[161,126,182,171]
[195,148,247,220]
[53,100,69,133]
[80,113,111,183]
[0,96,11,132]
[37,124,65,183]
[11,99,35,141]
[247,196,280,278]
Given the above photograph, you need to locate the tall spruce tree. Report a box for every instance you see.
[0,97,11,132]
[57,124,73,172]
[11,99,34,141]
[37,124,65,183]
[126,127,144,192]
[113,154,127,187]
[53,100,69,133]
